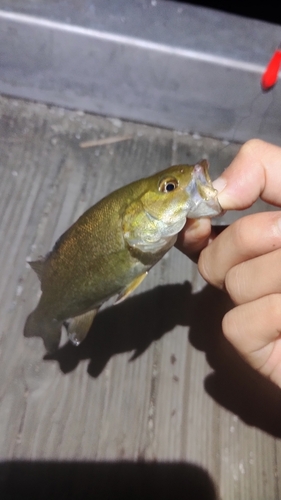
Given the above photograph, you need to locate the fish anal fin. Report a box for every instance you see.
[28,256,46,282]
[115,272,148,304]
[67,309,99,346]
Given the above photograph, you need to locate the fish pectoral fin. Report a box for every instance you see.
[115,272,148,304]
[66,309,99,346]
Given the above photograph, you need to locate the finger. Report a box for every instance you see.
[199,211,281,288]
[222,295,281,386]
[225,248,281,305]
[176,222,227,262]
[212,139,281,210]
[175,218,212,261]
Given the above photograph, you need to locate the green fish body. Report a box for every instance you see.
[24,160,222,351]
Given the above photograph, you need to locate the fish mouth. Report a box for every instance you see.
[186,160,223,218]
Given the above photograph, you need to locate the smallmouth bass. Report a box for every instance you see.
[24,160,222,351]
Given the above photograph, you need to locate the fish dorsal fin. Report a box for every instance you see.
[66,309,99,346]
[28,256,46,282]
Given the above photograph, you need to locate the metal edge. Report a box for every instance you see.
[0,0,281,143]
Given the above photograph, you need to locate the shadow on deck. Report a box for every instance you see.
[46,282,281,438]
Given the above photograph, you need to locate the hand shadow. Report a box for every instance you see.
[45,281,281,437]
[187,285,281,438]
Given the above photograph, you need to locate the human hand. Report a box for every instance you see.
[177,139,281,387]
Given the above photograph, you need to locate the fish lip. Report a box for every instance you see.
[192,159,214,194]
[193,159,212,184]
[185,160,223,218]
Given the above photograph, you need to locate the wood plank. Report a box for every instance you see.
[0,95,281,500]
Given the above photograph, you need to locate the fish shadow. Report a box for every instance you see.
[46,282,192,377]
[46,281,281,437]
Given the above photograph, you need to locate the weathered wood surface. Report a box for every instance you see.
[0,95,281,499]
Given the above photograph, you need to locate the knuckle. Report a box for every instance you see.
[221,309,238,343]
[224,265,244,304]
[198,248,222,287]
[263,294,281,322]
[230,216,252,251]
[198,249,210,281]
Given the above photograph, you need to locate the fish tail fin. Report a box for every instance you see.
[24,309,62,352]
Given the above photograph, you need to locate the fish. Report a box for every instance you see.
[24,160,222,352]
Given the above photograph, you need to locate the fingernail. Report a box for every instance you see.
[212,177,227,193]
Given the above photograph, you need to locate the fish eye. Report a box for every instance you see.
[159,178,178,193]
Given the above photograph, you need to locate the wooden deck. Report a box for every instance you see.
[0,95,281,499]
